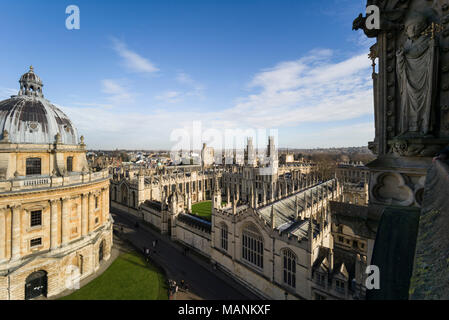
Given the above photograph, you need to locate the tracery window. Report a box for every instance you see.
[220,223,228,251]
[242,224,263,269]
[282,249,296,288]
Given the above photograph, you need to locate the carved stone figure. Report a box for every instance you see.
[396,11,439,136]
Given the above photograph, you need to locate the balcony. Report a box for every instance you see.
[0,169,110,193]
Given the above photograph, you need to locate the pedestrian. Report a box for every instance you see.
[181,279,185,289]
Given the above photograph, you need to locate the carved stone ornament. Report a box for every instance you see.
[389,137,449,157]
[372,172,415,207]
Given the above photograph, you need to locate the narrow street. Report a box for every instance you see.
[111,208,259,300]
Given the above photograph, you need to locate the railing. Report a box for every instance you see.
[0,169,110,193]
[23,177,50,187]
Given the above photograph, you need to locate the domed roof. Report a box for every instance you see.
[0,67,79,145]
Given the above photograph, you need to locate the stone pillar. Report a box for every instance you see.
[81,193,88,237]
[102,188,109,223]
[10,204,21,260]
[88,192,94,233]
[50,199,59,250]
[61,198,70,246]
[0,208,5,261]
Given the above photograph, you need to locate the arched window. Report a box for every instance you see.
[67,157,73,172]
[282,249,297,288]
[26,158,41,176]
[220,223,228,251]
[242,224,263,269]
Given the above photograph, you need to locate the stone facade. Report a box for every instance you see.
[0,68,113,300]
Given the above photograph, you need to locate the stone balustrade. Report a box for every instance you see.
[0,170,110,193]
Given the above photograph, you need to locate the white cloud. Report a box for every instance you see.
[112,38,159,74]
[288,122,375,149]
[101,79,134,105]
[63,49,374,149]
[0,87,17,100]
[156,91,183,104]
[156,73,205,104]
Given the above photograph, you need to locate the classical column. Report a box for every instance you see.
[61,198,70,246]
[88,192,94,233]
[0,208,5,261]
[50,199,59,250]
[103,188,108,223]
[10,204,21,260]
[81,193,88,237]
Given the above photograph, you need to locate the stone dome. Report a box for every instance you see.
[0,67,79,145]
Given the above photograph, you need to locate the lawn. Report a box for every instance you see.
[60,251,168,300]
[191,201,227,221]
[191,201,213,221]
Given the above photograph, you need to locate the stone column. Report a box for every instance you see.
[10,204,21,261]
[0,208,5,261]
[88,192,94,233]
[50,199,59,250]
[103,188,108,223]
[61,198,70,246]
[81,193,88,237]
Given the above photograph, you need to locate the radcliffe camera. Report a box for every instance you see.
[0,0,448,310]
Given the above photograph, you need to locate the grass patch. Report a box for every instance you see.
[191,201,227,221]
[60,251,168,300]
[191,201,212,221]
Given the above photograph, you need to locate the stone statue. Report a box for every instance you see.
[396,10,439,136]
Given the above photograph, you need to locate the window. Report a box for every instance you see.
[30,238,42,248]
[316,273,326,286]
[335,279,345,293]
[315,293,327,300]
[221,223,228,251]
[30,210,42,227]
[282,249,296,288]
[67,157,73,172]
[95,196,99,209]
[242,224,264,269]
[95,217,99,225]
[26,158,41,176]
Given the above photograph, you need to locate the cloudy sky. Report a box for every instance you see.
[0,0,375,150]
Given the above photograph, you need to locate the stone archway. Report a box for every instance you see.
[25,270,47,300]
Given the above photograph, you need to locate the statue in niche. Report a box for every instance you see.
[396,10,440,137]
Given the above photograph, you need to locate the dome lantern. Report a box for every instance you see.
[18,66,44,98]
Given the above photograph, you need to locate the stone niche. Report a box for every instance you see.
[354,0,449,207]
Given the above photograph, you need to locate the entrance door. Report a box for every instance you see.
[25,271,47,300]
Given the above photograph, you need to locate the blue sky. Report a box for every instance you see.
[0,0,375,150]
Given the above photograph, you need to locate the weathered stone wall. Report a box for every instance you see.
[175,219,211,258]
